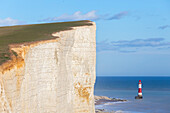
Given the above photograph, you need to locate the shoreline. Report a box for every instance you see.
[94,96,127,113]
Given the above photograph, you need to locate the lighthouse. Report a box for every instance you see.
[135,80,143,99]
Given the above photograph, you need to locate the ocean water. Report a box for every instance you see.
[94,76,170,113]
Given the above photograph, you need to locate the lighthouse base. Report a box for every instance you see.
[135,96,143,99]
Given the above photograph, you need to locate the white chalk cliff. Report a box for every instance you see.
[0,22,96,113]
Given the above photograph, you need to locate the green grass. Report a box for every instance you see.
[0,20,93,64]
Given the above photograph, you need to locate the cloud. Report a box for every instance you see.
[158,25,170,30]
[43,11,99,22]
[119,50,137,53]
[42,10,129,22]
[97,38,170,53]
[0,17,23,26]
[107,11,128,20]
[111,38,167,47]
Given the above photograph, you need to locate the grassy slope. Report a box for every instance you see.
[0,20,93,64]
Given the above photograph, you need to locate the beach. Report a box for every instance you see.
[94,96,127,113]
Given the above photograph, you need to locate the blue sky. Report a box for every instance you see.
[0,0,170,76]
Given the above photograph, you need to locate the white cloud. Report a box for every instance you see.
[44,10,99,21]
[42,10,130,22]
[0,17,22,26]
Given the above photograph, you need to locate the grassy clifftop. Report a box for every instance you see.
[0,20,93,65]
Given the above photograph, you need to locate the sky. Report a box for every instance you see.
[0,0,170,76]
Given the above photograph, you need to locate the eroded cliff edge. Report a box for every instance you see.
[0,22,96,113]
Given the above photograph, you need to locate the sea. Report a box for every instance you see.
[94,76,170,113]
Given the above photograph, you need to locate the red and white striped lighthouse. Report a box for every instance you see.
[138,80,142,97]
[135,80,143,99]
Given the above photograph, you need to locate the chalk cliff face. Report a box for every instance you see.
[0,22,96,113]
